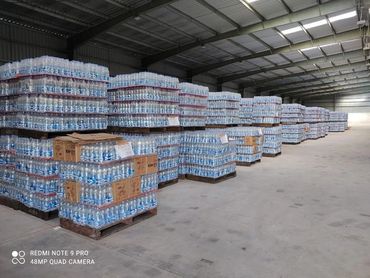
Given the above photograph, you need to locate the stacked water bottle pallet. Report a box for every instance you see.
[180,130,236,183]
[281,104,304,124]
[206,92,241,128]
[108,72,180,132]
[262,126,282,157]
[239,98,254,126]
[226,127,263,166]
[329,112,348,132]
[179,82,209,129]
[252,96,282,127]
[304,107,327,140]
[0,135,59,220]
[121,133,180,189]
[55,133,158,239]
[282,124,306,144]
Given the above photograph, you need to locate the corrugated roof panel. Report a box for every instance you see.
[264,54,289,65]
[341,39,362,52]
[248,57,273,67]
[301,47,324,59]
[281,51,307,62]
[148,7,213,40]
[232,34,270,53]
[253,29,289,48]
[248,0,287,20]
[286,66,305,73]
[218,2,261,27]
[321,43,342,55]
[210,40,249,56]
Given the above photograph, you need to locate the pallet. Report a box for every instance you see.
[178,174,186,179]
[108,126,181,134]
[252,123,280,127]
[238,124,252,127]
[158,178,178,189]
[181,126,206,131]
[206,124,238,129]
[236,159,261,166]
[262,152,282,158]
[0,195,58,220]
[59,208,157,240]
[282,142,301,145]
[0,128,106,139]
[185,171,236,184]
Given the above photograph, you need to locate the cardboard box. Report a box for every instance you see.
[244,136,263,146]
[54,133,127,162]
[112,176,141,202]
[133,154,158,176]
[64,180,81,203]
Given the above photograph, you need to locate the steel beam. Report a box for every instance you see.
[279,76,370,96]
[258,69,369,92]
[293,80,370,98]
[274,74,370,95]
[189,29,360,77]
[141,0,355,67]
[240,61,366,88]
[68,0,177,48]
[219,49,364,83]
[302,85,370,99]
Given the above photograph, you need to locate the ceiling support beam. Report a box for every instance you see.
[257,69,369,92]
[240,61,366,88]
[188,29,360,77]
[218,49,364,83]
[141,0,354,67]
[279,76,370,96]
[302,84,370,98]
[291,80,370,98]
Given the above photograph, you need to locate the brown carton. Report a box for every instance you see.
[244,136,263,146]
[133,155,158,176]
[112,176,141,202]
[64,180,81,203]
[54,133,127,162]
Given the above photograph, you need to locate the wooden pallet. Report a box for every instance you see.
[282,142,301,145]
[59,208,157,240]
[181,126,206,131]
[108,126,181,134]
[252,123,280,127]
[178,174,186,179]
[206,124,238,129]
[0,195,58,220]
[158,178,179,189]
[236,159,261,166]
[185,171,236,184]
[262,152,282,158]
[238,124,252,127]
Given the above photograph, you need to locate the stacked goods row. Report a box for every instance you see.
[226,127,263,165]
[180,130,236,182]
[329,112,348,132]
[179,83,209,127]
[324,109,330,136]
[0,135,59,213]
[282,124,306,144]
[108,72,180,128]
[0,56,109,131]
[122,133,180,185]
[302,123,310,141]
[253,96,282,125]
[239,98,254,126]
[56,133,158,236]
[281,104,304,124]
[263,126,282,156]
[207,92,241,126]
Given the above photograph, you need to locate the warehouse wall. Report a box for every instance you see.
[0,21,238,92]
[303,92,370,126]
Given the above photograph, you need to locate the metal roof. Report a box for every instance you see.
[0,0,369,99]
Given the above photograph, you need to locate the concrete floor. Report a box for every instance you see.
[1,125,370,278]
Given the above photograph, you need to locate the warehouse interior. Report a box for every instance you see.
[0,0,370,277]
